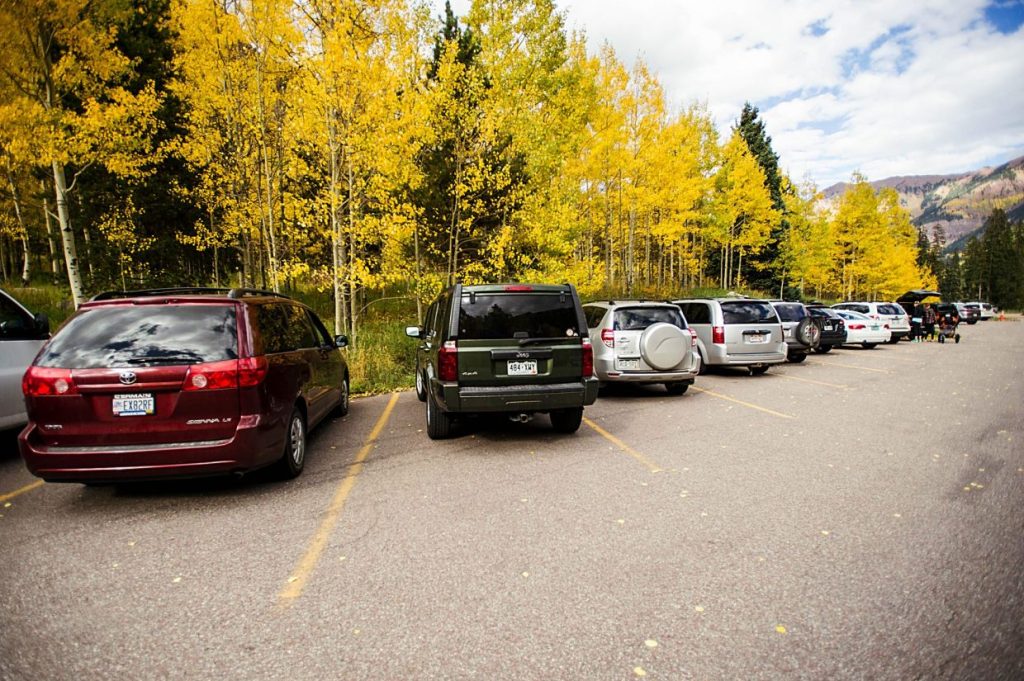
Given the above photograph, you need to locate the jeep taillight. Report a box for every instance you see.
[22,367,78,396]
[438,341,457,382]
[712,325,725,344]
[601,329,615,348]
[581,338,594,377]
[183,357,268,391]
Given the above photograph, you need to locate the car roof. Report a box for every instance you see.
[460,283,572,293]
[83,287,297,308]
[585,300,679,308]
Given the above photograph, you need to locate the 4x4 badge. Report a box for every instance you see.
[119,371,137,385]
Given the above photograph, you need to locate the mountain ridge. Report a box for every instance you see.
[821,154,1024,249]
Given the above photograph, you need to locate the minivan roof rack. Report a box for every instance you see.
[90,287,291,301]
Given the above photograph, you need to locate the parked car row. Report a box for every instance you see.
[3,284,995,484]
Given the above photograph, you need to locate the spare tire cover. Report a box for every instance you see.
[795,317,821,348]
[639,322,689,371]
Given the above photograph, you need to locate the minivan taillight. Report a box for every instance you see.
[438,341,457,382]
[712,325,725,344]
[23,367,79,396]
[582,338,594,377]
[183,357,268,391]
[601,329,615,348]
[689,329,697,348]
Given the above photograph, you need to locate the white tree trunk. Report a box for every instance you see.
[51,162,85,307]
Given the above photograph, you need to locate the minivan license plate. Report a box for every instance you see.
[113,393,155,416]
[747,333,767,343]
[507,360,538,376]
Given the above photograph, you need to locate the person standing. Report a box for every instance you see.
[923,303,936,341]
[910,302,924,342]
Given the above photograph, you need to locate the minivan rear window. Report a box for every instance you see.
[721,301,777,325]
[459,293,580,339]
[37,305,238,368]
[877,304,902,315]
[614,307,686,330]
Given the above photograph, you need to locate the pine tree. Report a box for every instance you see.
[734,102,784,293]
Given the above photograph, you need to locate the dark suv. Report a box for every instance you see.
[406,283,599,439]
[20,288,349,483]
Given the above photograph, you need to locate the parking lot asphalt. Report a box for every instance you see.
[1,320,1022,680]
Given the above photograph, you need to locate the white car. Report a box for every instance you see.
[832,309,891,348]
[966,302,995,320]
[832,301,910,342]
[1,289,50,431]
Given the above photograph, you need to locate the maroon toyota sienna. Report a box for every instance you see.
[19,288,349,483]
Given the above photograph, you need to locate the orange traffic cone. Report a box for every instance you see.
[999,311,1006,321]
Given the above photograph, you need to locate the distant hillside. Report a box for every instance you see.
[822,155,1024,251]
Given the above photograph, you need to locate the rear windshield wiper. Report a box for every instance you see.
[518,336,578,346]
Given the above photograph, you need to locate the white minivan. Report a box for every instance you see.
[832,301,910,343]
[1,289,50,431]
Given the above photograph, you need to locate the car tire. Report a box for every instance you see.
[274,408,307,479]
[887,336,899,344]
[331,376,350,418]
[426,388,453,440]
[788,351,807,363]
[665,382,688,396]
[795,318,821,348]
[862,342,877,349]
[814,345,832,354]
[550,407,584,433]
[749,365,770,376]
[415,369,427,402]
[697,349,708,375]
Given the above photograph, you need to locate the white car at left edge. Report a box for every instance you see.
[1,288,51,431]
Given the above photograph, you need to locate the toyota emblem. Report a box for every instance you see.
[119,371,138,385]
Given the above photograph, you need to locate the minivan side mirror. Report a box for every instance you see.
[34,313,50,337]
[405,326,423,339]
[334,334,348,348]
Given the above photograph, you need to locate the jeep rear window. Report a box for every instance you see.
[37,305,238,368]
[459,293,580,339]
[721,301,777,325]
[773,304,806,322]
[614,307,686,330]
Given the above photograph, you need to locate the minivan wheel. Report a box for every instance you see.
[862,342,877,349]
[426,389,453,439]
[665,382,689,395]
[331,377,350,418]
[274,409,307,479]
[550,407,584,434]
[415,369,427,402]
[788,351,807,363]
[749,365,770,376]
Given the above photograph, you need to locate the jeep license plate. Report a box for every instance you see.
[113,393,155,416]
[507,360,538,376]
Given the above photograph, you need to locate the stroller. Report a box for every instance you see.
[937,310,960,343]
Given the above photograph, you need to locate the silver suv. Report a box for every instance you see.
[673,298,786,376]
[769,301,821,363]
[582,301,698,395]
[832,302,910,342]
[1,288,50,431]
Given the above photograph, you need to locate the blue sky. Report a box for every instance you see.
[436,0,1024,187]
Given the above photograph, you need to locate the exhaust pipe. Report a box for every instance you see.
[509,413,533,424]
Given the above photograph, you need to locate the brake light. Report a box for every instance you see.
[503,285,534,291]
[184,359,239,390]
[689,329,697,348]
[601,329,615,348]
[22,367,78,396]
[238,356,269,386]
[712,326,725,344]
[438,340,457,382]
[884,323,890,329]
[582,338,594,377]
[848,323,865,330]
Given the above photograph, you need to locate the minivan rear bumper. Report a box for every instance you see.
[443,378,599,413]
[18,420,281,482]
[706,346,787,366]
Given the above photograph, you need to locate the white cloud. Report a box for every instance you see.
[434,0,1024,186]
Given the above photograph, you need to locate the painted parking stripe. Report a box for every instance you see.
[806,359,891,374]
[0,480,44,504]
[691,387,796,420]
[583,417,663,473]
[774,373,848,390]
[279,392,400,605]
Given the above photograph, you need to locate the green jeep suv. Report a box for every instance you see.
[406,283,599,439]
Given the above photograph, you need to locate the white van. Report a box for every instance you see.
[1,289,50,431]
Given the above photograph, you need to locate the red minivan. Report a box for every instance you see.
[19,288,349,483]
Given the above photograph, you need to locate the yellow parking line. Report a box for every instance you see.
[806,360,891,374]
[775,373,848,390]
[0,480,44,504]
[279,392,400,605]
[583,417,663,473]
[691,387,796,420]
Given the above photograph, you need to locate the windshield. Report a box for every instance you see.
[459,293,580,339]
[37,305,238,368]
[721,301,777,325]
